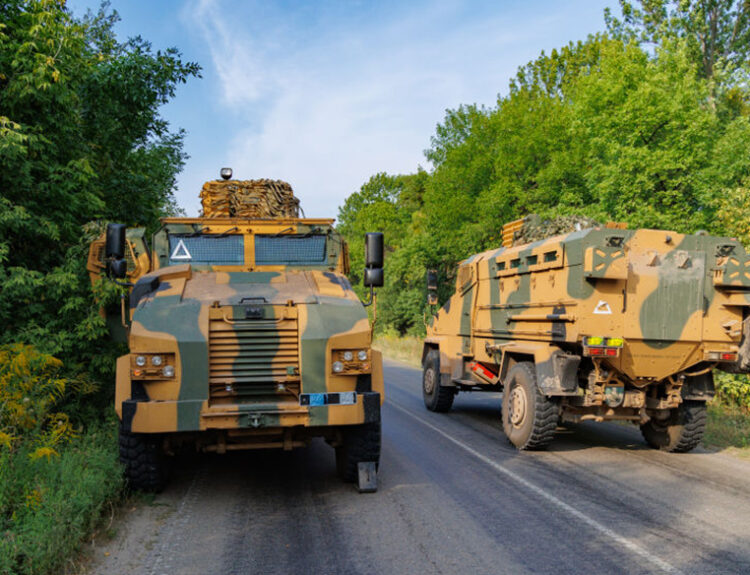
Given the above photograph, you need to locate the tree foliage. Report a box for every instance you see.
[605,0,750,80]
[0,1,199,383]
[339,3,750,337]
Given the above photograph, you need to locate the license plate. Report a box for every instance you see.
[299,392,357,406]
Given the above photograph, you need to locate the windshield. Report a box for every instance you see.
[255,235,327,265]
[168,234,244,266]
[165,233,327,266]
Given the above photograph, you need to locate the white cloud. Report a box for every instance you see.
[185,0,604,217]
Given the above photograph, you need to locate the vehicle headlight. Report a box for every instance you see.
[162,365,175,378]
[332,349,373,373]
[135,355,147,367]
[151,355,163,367]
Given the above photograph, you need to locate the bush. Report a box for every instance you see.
[0,344,84,458]
[0,423,122,575]
[714,371,750,412]
[0,344,123,574]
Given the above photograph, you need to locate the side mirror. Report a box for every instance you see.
[426,270,438,290]
[106,223,126,259]
[364,232,384,287]
[364,267,384,287]
[105,223,128,279]
[110,258,128,279]
[362,233,384,305]
[426,269,438,306]
[365,232,383,268]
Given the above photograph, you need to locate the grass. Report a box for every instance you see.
[0,421,124,575]
[703,401,750,458]
[373,334,423,367]
[374,335,750,456]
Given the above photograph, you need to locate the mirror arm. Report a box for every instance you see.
[362,284,375,307]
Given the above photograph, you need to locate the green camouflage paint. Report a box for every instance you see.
[302,297,367,426]
[132,290,208,431]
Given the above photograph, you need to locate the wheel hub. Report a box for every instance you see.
[508,386,527,427]
[424,369,435,394]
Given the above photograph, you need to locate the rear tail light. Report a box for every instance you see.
[583,336,624,358]
[706,351,738,362]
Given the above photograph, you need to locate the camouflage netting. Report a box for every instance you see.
[200,179,301,218]
[513,215,601,245]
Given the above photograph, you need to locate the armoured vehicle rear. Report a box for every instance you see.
[423,217,750,451]
[91,171,385,490]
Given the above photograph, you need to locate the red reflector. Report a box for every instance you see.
[606,348,618,356]
[721,353,737,361]
[589,348,604,356]
[471,362,496,379]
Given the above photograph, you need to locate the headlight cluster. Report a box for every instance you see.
[332,349,371,374]
[131,353,176,379]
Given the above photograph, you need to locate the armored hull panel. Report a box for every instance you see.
[424,223,750,451]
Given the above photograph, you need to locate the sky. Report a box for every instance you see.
[67,0,616,217]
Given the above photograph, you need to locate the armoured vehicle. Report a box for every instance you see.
[90,170,385,491]
[423,217,750,451]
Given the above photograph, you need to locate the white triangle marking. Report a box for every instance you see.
[593,300,612,315]
[170,239,192,260]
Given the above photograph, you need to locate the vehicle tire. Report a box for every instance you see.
[336,421,381,482]
[119,424,169,492]
[640,400,707,453]
[422,349,455,412]
[501,362,559,450]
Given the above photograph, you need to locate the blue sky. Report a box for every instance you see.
[67,0,616,217]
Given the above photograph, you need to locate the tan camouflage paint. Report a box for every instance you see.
[426,224,750,422]
[90,204,382,447]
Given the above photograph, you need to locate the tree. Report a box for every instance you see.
[605,0,750,81]
[0,1,200,380]
[339,30,750,335]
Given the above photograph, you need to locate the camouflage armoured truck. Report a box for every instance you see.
[90,171,384,491]
[423,217,750,452]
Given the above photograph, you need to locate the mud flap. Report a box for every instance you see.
[357,461,378,493]
[535,350,581,396]
[682,372,715,400]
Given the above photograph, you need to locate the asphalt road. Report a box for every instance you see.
[89,360,750,575]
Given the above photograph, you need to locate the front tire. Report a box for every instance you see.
[336,422,381,482]
[501,362,559,450]
[640,400,707,453]
[119,425,169,492]
[422,349,455,412]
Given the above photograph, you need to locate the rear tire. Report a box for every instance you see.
[119,425,169,492]
[422,349,455,412]
[640,400,707,453]
[501,362,559,450]
[336,421,381,482]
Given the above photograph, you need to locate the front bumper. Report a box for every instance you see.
[121,391,381,434]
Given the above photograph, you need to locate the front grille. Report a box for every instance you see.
[208,312,300,403]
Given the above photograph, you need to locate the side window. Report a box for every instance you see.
[457,264,475,293]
